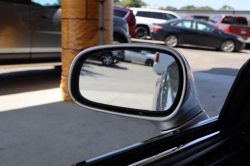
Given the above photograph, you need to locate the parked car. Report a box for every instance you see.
[153,52,175,75]
[186,15,210,21]
[0,1,130,62]
[152,19,246,52]
[92,50,124,66]
[130,8,181,39]
[124,50,155,66]
[113,16,131,43]
[212,15,250,43]
[69,44,250,165]
[114,5,136,38]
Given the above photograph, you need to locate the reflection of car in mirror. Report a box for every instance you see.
[124,50,155,66]
[153,52,175,75]
[91,50,124,66]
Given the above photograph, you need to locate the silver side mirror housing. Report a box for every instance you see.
[69,44,209,133]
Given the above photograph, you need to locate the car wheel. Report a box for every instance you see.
[164,35,178,47]
[135,26,148,39]
[220,40,235,52]
[145,59,154,66]
[113,36,127,44]
[102,53,114,66]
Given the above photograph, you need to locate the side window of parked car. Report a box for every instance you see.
[164,14,177,20]
[114,9,128,18]
[213,16,221,23]
[175,21,195,29]
[151,12,164,19]
[136,11,150,18]
[197,22,215,32]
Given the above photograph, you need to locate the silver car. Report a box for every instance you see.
[124,50,155,66]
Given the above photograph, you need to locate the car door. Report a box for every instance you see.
[28,0,61,59]
[173,20,198,45]
[0,0,31,60]
[195,21,222,48]
[135,50,147,63]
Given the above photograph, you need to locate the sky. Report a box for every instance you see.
[143,0,250,10]
[36,0,250,11]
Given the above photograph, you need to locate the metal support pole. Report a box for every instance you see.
[98,0,104,45]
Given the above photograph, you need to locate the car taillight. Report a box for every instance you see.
[225,26,230,33]
[133,19,136,24]
[155,53,159,62]
[152,25,163,30]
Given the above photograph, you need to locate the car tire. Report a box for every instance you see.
[145,59,154,66]
[220,40,235,52]
[164,35,178,47]
[135,26,148,39]
[113,35,127,44]
[102,53,114,66]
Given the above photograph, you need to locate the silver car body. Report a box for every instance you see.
[124,50,155,64]
[153,53,175,75]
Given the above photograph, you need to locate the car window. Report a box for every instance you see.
[236,18,248,25]
[136,11,150,18]
[114,9,128,18]
[175,21,195,29]
[164,14,177,20]
[31,0,60,6]
[213,16,221,23]
[197,22,215,32]
[151,12,163,19]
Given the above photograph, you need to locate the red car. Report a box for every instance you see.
[212,15,250,43]
[114,6,136,38]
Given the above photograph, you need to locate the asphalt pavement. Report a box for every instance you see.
[0,40,250,165]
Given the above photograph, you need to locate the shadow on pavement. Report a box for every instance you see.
[199,68,239,77]
[0,67,61,96]
[0,101,158,166]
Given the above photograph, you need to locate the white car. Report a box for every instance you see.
[153,52,175,75]
[124,50,155,66]
[130,8,181,39]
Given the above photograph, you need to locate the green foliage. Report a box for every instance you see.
[165,6,177,10]
[220,5,234,10]
[114,0,146,8]
[180,5,213,10]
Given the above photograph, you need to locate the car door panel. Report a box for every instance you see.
[29,3,61,59]
[0,0,31,60]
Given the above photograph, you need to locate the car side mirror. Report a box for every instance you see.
[69,44,209,133]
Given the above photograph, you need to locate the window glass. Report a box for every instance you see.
[31,0,60,6]
[197,22,215,32]
[151,12,163,19]
[222,17,236,24]
[213,16,221,23]
[236,18,248,25]
[175,21,195,29]
[114,9,128,18]
[165,14,177,20]
[136,11,150,18]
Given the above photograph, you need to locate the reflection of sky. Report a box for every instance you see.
[33,0,59,5]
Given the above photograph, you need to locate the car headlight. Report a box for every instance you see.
[237,37,244,42]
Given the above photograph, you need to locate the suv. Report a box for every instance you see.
[114,6,136,38]
[130,8,181,39]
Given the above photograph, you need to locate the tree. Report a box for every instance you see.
[114,0,146,8]
[220,5,234,10]
[165,6,177,10]
[180,5,196,10]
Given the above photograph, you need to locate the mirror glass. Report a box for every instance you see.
[79,49,180,111]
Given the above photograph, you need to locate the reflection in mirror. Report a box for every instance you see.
[79,49,180,111]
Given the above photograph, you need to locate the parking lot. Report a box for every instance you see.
[0,40,250,165]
